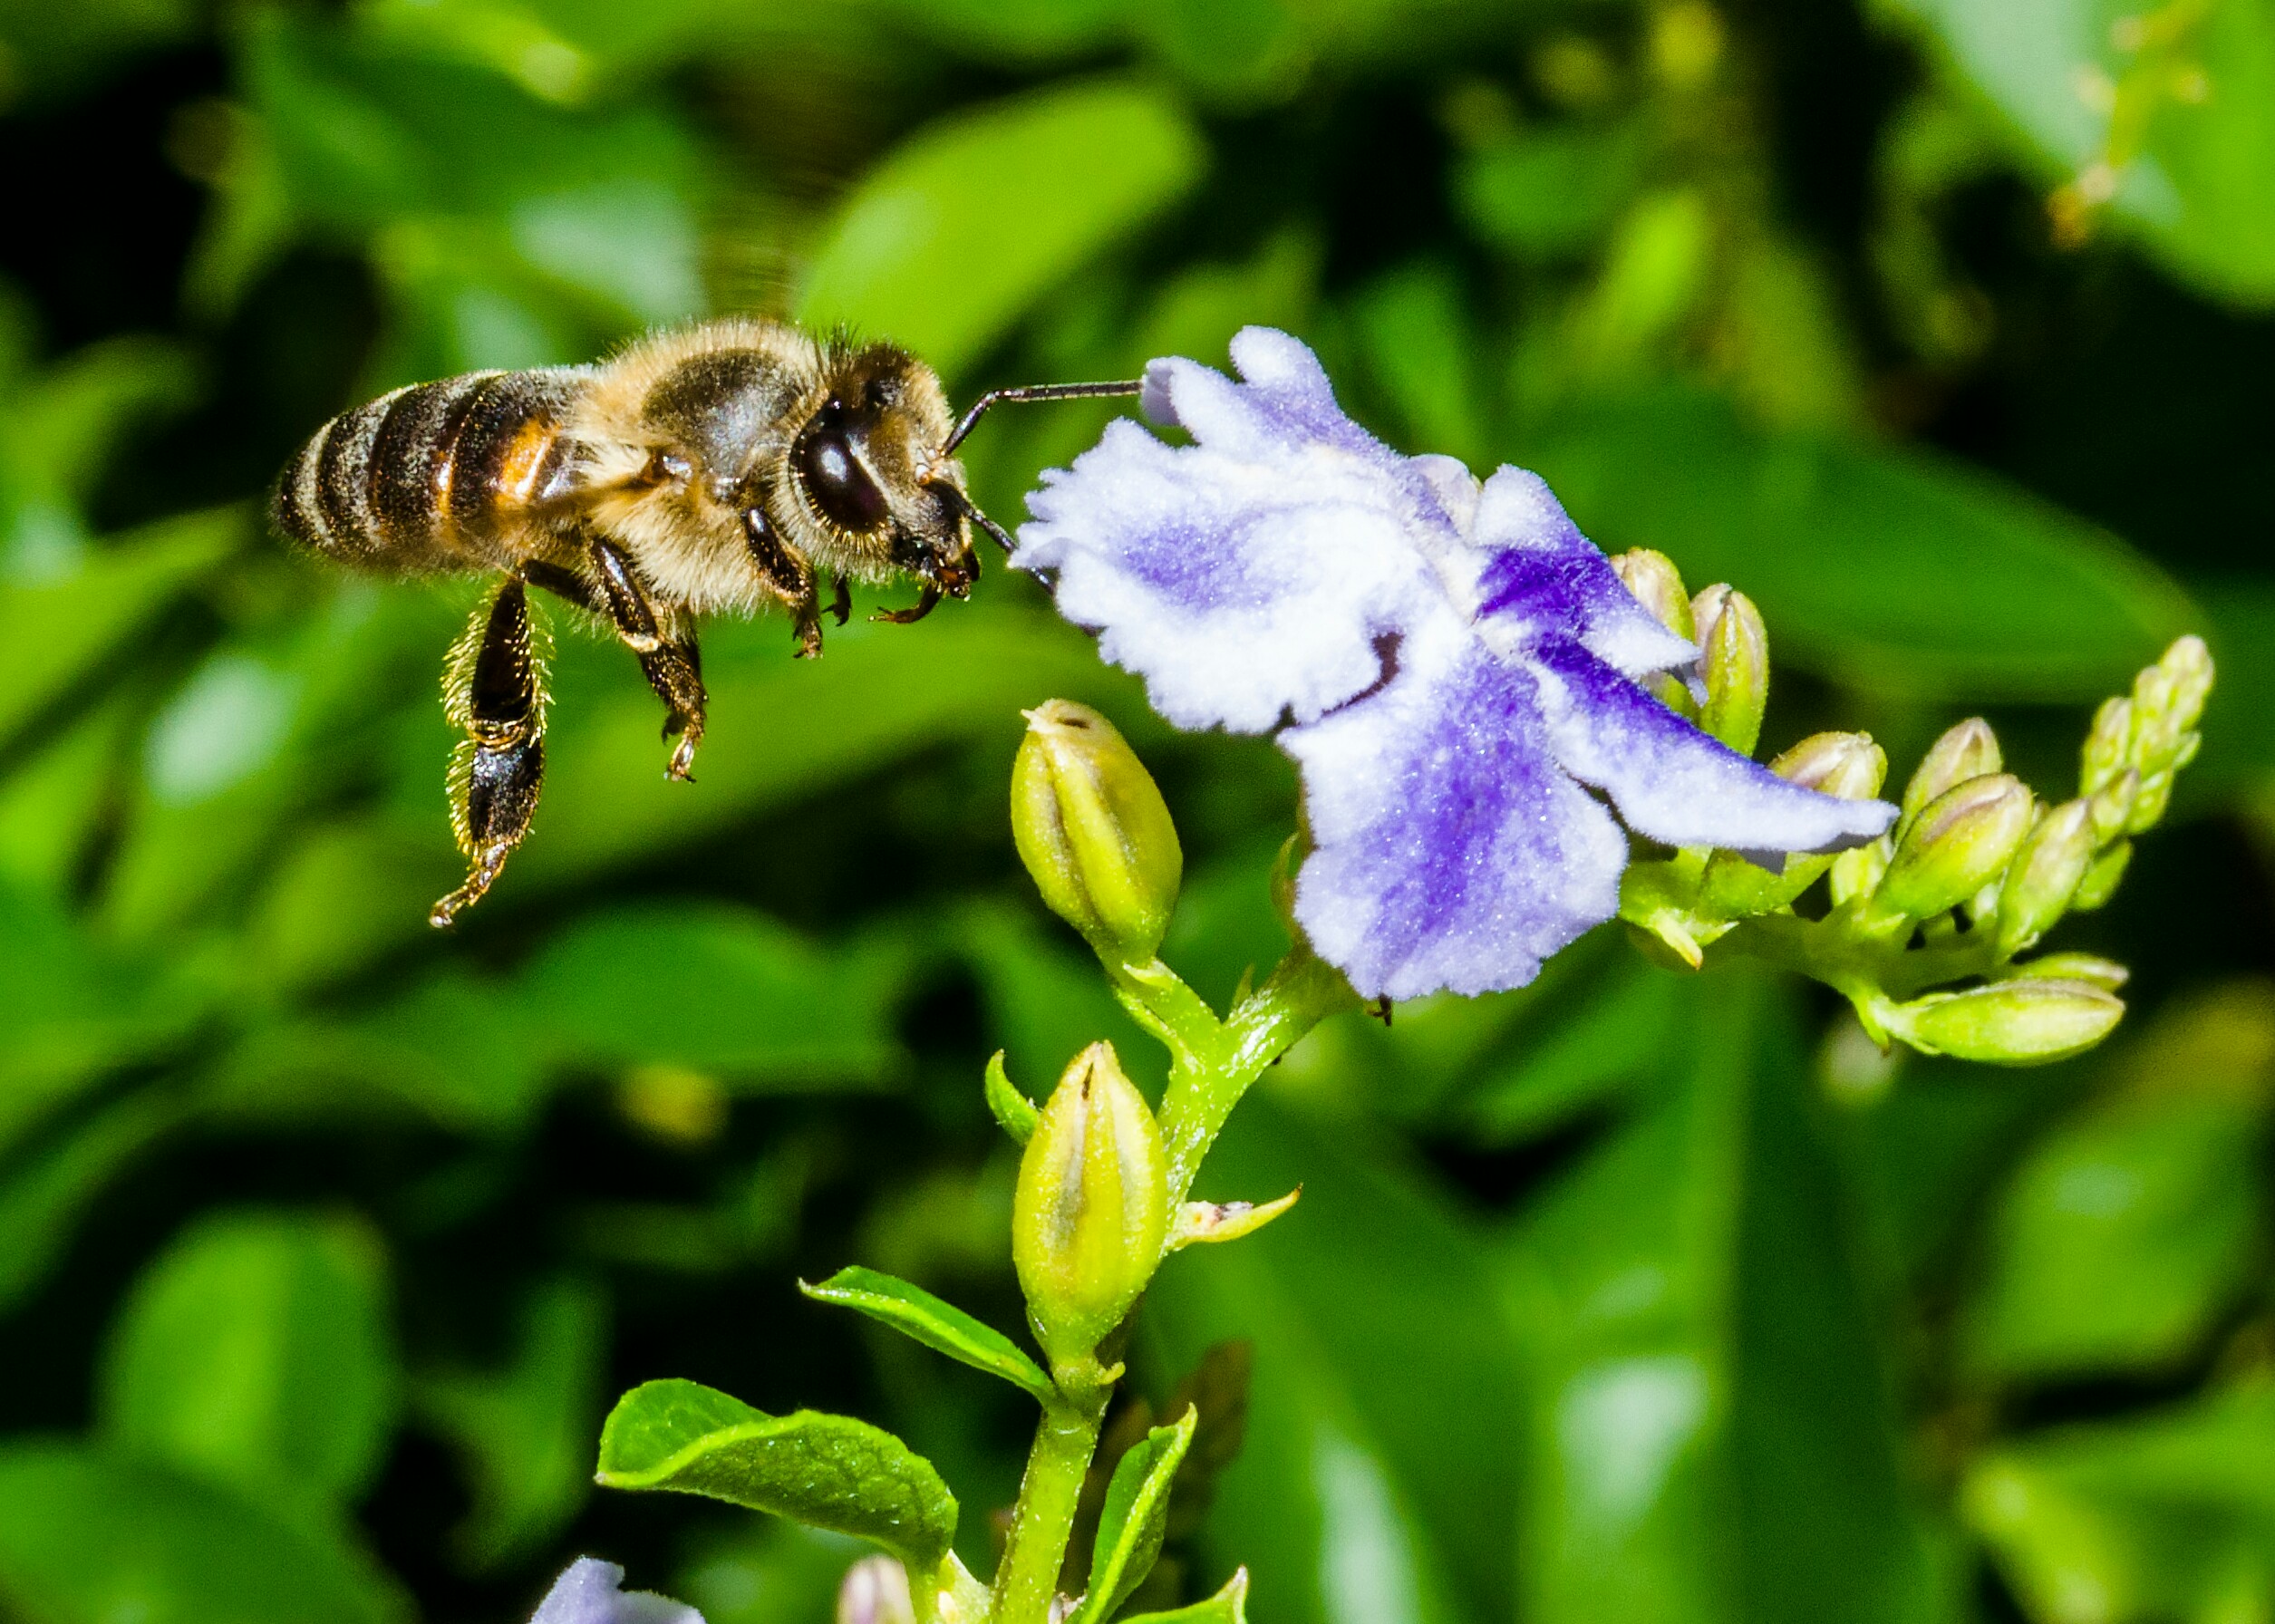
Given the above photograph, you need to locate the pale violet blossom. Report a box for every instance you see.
[530,1559,703,1624]
[1017,327,1897,1000]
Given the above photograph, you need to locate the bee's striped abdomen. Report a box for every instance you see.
[273,367,592,573]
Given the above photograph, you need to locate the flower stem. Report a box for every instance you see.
[992,1387,1110,1624]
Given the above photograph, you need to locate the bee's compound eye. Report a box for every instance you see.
[793,402,889,533]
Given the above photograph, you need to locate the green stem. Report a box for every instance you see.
[1161,946,1355,1202]
[992,1390,1110,1624]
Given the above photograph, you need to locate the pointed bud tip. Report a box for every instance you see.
[1012,701,1183,966]
[1012,1042,1168,1366]
[1612,548,1695,641]
[1770,731,1887,801]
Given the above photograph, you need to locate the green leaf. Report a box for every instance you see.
[1503,971,1953,1624]
[1144,1094,1518,1624]
[985,1050,1041,1144]
[100,1209,400,1504]
[0,507,241,752]
[411,1275,605,1570]
[596,1378,959,1571]
[799,1266,1054,1402]
[0,1088,185,1311]
[1121,1569,1250,1624]
[799,80,1205,380]
[1525,388,2197,700]
[0,1443,405,1624]
[1885,0,2275,306]
[1074,1406,1197,1624]
[1960,986,2275,1382]
[1966,1379,2275,1624]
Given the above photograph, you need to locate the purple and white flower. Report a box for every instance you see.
[529,1559,704,1624]
[1017,327,1896,1000]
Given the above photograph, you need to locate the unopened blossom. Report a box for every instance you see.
[529,1559,704,1624]
[1017,327,1895,1000]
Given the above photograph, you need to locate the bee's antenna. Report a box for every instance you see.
[928,478,1020,555]
[942,380,1143,458]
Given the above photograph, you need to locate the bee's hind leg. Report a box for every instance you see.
[587,537,708,779]
[432,576,547,928]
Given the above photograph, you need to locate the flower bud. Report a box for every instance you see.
[1827,836,1890,909]
[1996,952,2127,991]
[1992,798,2096,959]
[1901,719,2001,834]
[2080,697,2132,796]
[1886,977,2124,1065]
[2126,769,2174,834]
[1011,701,1183,966]
[2130,665,2183,768]
[1874,773,2033,922]
[2159,634,2213,734]
[1614,550,1695,714]
[1692,585,1768,757]
[1012,1042,1168,1367]
[1770,731,1888,800]
[1613,549,1695,642]
[2069,839,2131,912]
[1700,732,1884,914]
[2088,767,2137,845]
[837,1557,915,1624]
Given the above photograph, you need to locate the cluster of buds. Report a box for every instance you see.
[1613,546,2212,1068]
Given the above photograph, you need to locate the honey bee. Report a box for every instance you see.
[273,318,1136,925]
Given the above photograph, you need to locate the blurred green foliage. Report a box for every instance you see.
[0,0,2270,1619]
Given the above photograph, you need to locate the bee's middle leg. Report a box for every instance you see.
[588,538,709,779]
[741,508,823,658]
[432,576,547,928]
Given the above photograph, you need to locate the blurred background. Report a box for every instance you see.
[0,0,2270,1619]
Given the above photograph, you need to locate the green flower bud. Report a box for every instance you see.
[1012,701,1184,966]
[1886,977,2124,1065]
[1771,730,1888,799]
[1992,798,2096,959]
[1827,836,1890,909]
[1613,550,1695,714]
[1612,548,1695,641]
[2069,839,2131,912]
[2126,769,2174,835]
[2130,665,2184,768]
[2160,634,2213,733]
[1874,773,2033,922]
[1994,952,2128,991]
[1700,732,1884,914]
[2088,767,2137,846]
[1012,1042,1168,1367]
[2081,696,2132,796]
[1901,719,2001,835]
[1692,585,1768,757]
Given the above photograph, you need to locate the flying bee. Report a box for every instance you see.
[272,317,1138,925]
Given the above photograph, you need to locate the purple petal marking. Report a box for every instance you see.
[1529,637,1894,853]
[1283,621,1627,1000]
[1471,469,1698,678]
[1020,327,1901,998]
[531,1560,704,1624]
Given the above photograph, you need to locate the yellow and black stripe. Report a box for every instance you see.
[272,367,593,572]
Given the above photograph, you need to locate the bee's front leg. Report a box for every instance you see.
[589,537,708,778]
[741,508,823,658]
[433,577,547,928]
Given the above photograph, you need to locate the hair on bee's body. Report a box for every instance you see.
[273,314,1139,926]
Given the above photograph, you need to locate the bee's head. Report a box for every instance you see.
[794,343,988,598]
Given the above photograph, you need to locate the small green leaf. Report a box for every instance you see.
[1121,1569,1250,1624]
[985,1049,1040,1144]
[799,1266,1053,1402]
[595,1378,957,1571]
[1073,1406,1197,1624]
